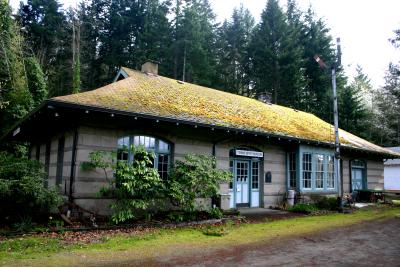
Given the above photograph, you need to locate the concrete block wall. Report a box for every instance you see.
[263,145,286,207]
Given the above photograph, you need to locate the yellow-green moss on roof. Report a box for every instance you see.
[53,67,398,157]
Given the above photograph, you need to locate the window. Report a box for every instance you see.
[117,135,171,180]
[299,150,336,191]
[315,154,324,189]
[288,152,296,188]
[56,136,65,186]
[252,162,259,189]
[327,156,334,189]
[302,153,312,189]
[44,141,51,188]
[229,160,233,189]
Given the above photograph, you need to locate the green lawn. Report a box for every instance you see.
[1,206,399,266]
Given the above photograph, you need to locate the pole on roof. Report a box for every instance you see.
[315,37,343,211]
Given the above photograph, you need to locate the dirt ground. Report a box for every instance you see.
[126,218,400,267]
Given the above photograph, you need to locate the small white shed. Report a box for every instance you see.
[384,147,400,191]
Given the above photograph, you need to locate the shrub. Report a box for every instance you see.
[166,154,232,212]
[289,203,318,214]
[315,196,339,211]
[99,146,165,224]
[208,207,224,219]
[0,152,62,223]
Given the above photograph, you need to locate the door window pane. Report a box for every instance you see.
[252,162,259,189]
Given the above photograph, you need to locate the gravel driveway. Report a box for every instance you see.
[147,218,400,267]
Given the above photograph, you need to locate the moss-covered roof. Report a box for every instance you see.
[52,67,399,157]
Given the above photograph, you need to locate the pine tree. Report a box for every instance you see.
[249,0,305,107]
[300,6,338,120]
[215,5,254,95]
[173,0,217,86]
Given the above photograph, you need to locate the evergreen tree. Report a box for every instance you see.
[18,0,71,96]
[300,6,336,119]
[25,56,48,106]
[215,5,254,95]
[173,0,217,86]
[0,0,37,135]
[249,0,304,107]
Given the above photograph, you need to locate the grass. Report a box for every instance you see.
[1,206,399,266]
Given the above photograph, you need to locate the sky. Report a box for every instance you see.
[9,0,400,88]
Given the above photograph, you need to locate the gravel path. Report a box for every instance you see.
[147,218,400,267]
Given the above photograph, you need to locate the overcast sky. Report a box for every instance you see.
[9,0,400,88]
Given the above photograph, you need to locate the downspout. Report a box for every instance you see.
[69,127,78,203]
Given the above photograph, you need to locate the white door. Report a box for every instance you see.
[236,161,249,205]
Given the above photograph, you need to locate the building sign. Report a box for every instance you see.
[235,149,263,158]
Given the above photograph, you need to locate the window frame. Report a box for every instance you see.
[298,146,337,193]
[117,135,172,180]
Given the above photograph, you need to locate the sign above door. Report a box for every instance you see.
[235,149,263,158]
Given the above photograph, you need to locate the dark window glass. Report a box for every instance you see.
[56,136,65,186]
[288,152,296,188]
[44,141,51,188]
[302,153,312,189]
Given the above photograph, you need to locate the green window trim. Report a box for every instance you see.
[296,145,338,193]
[117,135,172,180]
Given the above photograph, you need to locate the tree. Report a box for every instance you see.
[18,0,71,97]
[300,6,337,120]
[249,0,305,107]
[173,0,218,86]
[0,0,33,135]
[25,56,48,106]
[215,5,254,95]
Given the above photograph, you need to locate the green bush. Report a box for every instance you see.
[289,203,318,214]
[0,152,62,223]
[166,154,231,212]
[315,196,339,211]
[98,146,165,224]
[208,207,224,219]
